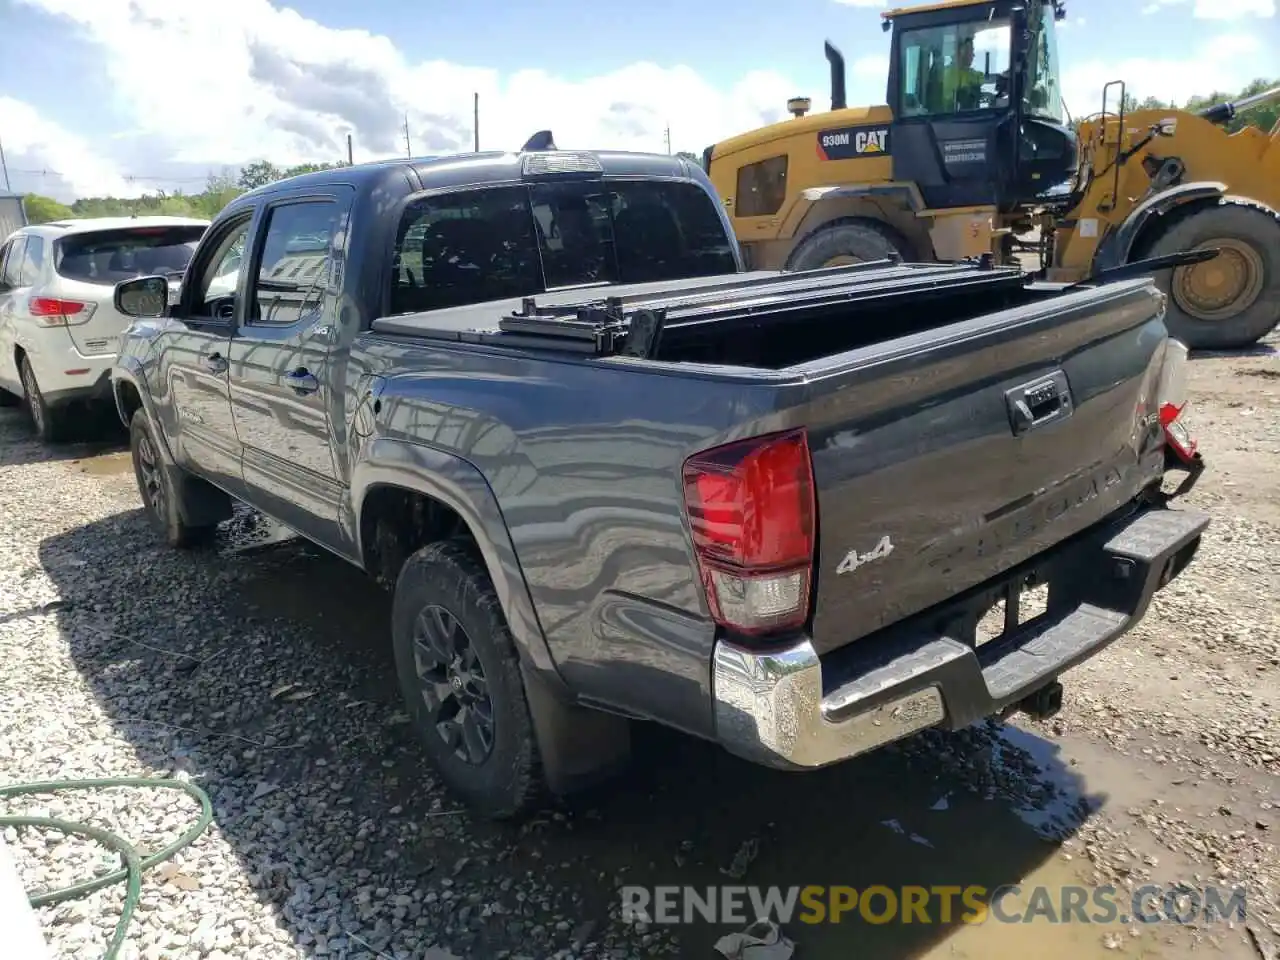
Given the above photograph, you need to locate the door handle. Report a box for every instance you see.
[284,368,320,395]
[202,352,227,374]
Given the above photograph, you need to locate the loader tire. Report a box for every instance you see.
[1146,200,1280,350]
[786,219,911,272]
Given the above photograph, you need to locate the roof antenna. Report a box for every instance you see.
[522,130,557,151]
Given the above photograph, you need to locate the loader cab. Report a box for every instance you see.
[883,0,1077,211]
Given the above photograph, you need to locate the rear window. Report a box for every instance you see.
[54,226,207,285]
[390,180,736,315]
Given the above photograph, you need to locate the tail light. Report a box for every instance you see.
[29,297,94,327]
[682,429,816,635]
[1157,339,1197,463]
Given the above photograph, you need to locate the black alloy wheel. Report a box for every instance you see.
[412,604,496,765]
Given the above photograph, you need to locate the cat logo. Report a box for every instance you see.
[817,124,893,161]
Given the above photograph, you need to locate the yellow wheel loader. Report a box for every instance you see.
[702,0,1280,349]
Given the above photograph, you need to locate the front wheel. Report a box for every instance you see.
[129,411,216,549]
[391,540,545,819]
[1147,201,1280,350]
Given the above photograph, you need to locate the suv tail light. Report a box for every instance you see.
[29,297,94,327]
[1157,339,1197,463]
[682,429,816,635]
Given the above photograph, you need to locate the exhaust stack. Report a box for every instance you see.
[824,41,847,111]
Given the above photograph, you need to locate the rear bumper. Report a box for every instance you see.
[711,505,1209,770]
[42,368,114,408]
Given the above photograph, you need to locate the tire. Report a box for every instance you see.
[18,356,68,443]
[129,410,217,549]
[391,540,544,819]
[1145,200,1280,350]
[786,219,910,272]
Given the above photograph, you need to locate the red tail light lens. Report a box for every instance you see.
[1157,339,1197,463]
[682,429,816,635]
[29,297,93,327]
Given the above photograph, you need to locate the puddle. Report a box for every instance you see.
[72,450,132,476]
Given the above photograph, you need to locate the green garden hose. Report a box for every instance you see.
[0,777,214,960]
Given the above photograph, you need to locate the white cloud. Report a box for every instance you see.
[12,0,801,193]
[1061,33,1271,116]
[1141,0,1275,16]
[0,97,147,200]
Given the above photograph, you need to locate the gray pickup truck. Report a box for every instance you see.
[110,148,1208,818]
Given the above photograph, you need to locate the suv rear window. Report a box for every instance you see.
[390,180,736,315]
[54,226,207,285]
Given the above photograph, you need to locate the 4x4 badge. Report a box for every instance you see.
[836,535,894,575]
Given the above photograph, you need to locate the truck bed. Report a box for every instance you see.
[367,260,1171,663]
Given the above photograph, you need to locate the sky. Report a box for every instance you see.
[0,0,1276,202]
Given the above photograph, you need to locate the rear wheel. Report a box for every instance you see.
[18,356,68,443]
[391,540,545,819]
[787,219,910,272]
[1146,201,1280,350]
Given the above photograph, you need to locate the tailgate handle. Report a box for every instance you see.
[1006,371,1072,436]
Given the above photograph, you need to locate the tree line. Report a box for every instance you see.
[1121,77,1278,133]
[19,160,347,225]
[16,77,1277,225]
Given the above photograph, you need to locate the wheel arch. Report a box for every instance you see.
[1092,181,1228,272]
[782,184,935,267]
[349,438,565,693]
[112,362,179,467]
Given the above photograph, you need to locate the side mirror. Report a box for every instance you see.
[115,275,170,318]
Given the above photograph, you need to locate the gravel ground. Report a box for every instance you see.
[0,337,1276,960]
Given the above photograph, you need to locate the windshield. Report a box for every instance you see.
[390,180,736,314]
[54,226,205,285]
[898,18,1012,117]
[1023,3,1064,122]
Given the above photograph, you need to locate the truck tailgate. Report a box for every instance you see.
[797,279,1169,655]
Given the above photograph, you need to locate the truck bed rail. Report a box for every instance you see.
[386,259,1031,358]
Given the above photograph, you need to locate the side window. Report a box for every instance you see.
[902,45,925,114]
[900,23,1011,116]
[250,201,344,327]
[191,219,252,319]
[390,187,541,315]
[18,236,44,286]
[0,240,12,289]
[1,238,27,289]
[735,156,788,218]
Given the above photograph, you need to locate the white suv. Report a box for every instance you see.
[0,216,210,441]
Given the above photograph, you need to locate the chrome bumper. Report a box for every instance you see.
[712,639,947,769]
[711,506,1209,770]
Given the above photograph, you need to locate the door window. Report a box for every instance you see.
[190,219,251,319]
[18,236,44,286]
[899,20,1012,116]
[1,238,28,289]
[249,201,344,327]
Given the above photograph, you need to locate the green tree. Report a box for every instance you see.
[22,193,74,224]
[237,160,283,190]
[674,151,700,163]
